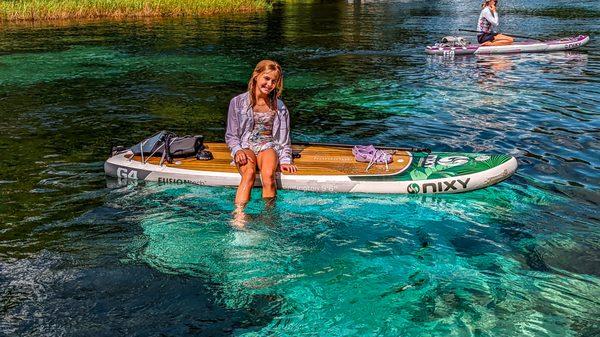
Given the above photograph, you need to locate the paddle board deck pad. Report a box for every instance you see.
[425,35,589,55]
[104,142,517,194]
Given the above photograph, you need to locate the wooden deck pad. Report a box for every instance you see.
[133,142,412,176]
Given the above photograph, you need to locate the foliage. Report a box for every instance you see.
[0,0,273,21]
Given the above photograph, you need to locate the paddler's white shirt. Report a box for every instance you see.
[477,7,499,33]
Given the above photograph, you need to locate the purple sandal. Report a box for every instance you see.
[352,145,393,171]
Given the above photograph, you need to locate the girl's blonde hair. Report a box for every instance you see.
[247,60,283,110]
[482,0,496,9]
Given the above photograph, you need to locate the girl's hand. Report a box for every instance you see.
[280,164,298,173]
[235,151,248,165]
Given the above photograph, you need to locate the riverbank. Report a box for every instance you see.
[0,0,272,21]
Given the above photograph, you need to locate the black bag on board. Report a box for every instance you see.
[130,131,205,163]
[130,131,172,156]
[164,133,204,162]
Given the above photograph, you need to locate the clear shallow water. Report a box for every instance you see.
[1,0,599,336]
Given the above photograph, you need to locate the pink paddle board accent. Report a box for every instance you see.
[425,35,589,55]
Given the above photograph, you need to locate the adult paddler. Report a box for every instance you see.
[477,0,513,46]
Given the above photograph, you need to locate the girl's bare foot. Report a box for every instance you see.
[231,202,248,228]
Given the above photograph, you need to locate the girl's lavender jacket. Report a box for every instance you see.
[225,92,293,164]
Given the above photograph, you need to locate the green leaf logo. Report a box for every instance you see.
[407,183,420,194]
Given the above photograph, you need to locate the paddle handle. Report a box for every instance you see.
[458,29,541,41]
[295,141,431,153]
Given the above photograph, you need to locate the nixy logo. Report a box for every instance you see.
[437,156,469,167]
[422,155,438,168]
[422,178,470,193]
[422,155,469,168]
[408,178,471,194]
[407,183,420,194]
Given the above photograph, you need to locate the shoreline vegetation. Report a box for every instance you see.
[0,0,274,21]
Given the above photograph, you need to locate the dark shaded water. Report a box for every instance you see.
[1,0,599,336]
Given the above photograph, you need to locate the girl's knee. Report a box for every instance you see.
[241,168,257,182]
[261,169,277,184]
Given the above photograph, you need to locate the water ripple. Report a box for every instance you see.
[0,0,599,335]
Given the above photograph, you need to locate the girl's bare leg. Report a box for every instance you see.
[490,34,514,46]
[231,202,248,228]
[235,149,258,205]
[257,148,278,199]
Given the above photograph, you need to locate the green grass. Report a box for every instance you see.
[0,0,273,21]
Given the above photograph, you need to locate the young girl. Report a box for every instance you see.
[477,0,513,46]
[225,60,297,206]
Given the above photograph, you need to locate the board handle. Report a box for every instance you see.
[295,142,431,153]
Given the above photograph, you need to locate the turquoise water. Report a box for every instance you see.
[1,0,599,336]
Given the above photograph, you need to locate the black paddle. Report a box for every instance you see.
[458,29,542,41]
[295,141,431,153]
